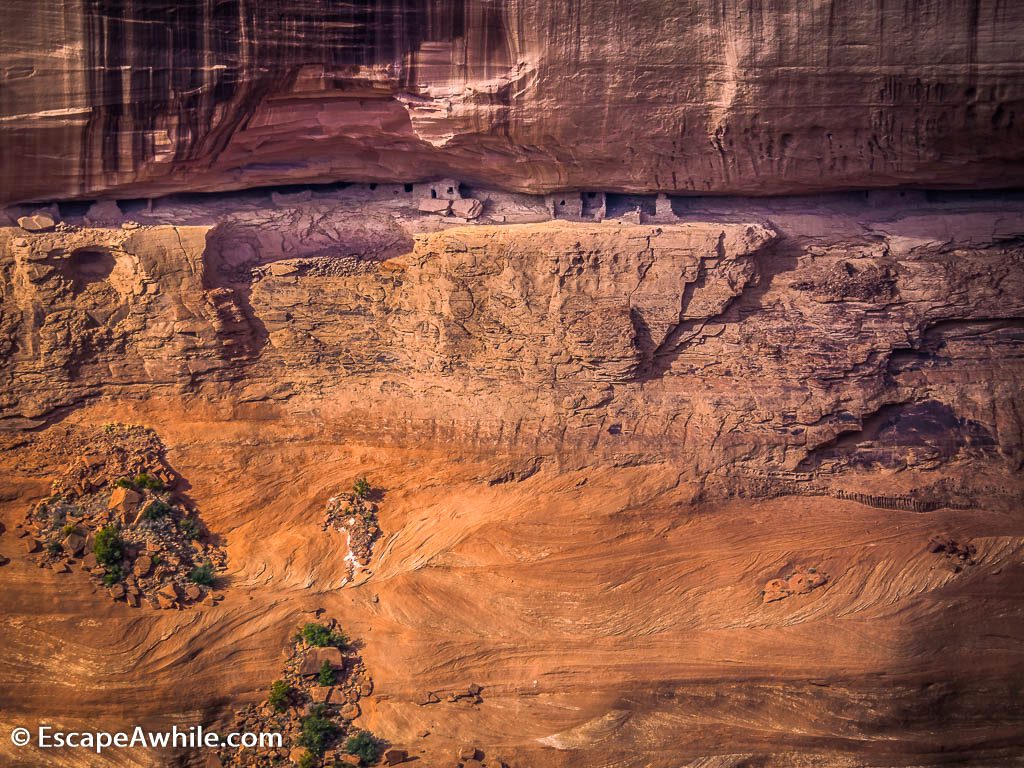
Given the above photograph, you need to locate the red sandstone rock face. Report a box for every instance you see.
[1,1,1023,203]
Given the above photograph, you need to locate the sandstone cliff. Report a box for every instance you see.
[2,0,1023,203]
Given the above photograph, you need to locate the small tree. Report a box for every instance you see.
[93,526,124,567]
[189,561,216,586]
[298,622,346,649]
[268,680,292,712]
[345,731,380,765]
[352,476,371,499]
[296,752,317,768]
[297,704,337,756]
[317,660,335,686]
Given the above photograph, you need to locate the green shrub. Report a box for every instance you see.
[268,680,292,712]
[297,752,317,768]
[116,473,165,492]
[46,541,63,556]
[317,660,335,686]
[344,731,380,765]
[189,561,216,586]
[61,523,77,536]
[93,526,124,568]
[352,476,371,499]
[141,499,172,520]
[102,564,125,586]
[178,517,201,540]
[133,473,165,491]
[297,622,346,649]
[297,704,337,756]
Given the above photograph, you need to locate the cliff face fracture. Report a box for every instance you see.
[2,0,1024,203]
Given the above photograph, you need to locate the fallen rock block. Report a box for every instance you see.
[418,198,452,215]
[299,646,344,675]
[17,212,56,232]
[451,198,483,219]
[339,702,360,720]
[383,748,408,765]
[108,486,142,516]
[310,685,334,704]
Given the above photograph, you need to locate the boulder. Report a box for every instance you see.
[288,747,310,765]
[17,212,56,232]
[269,262,300,276]
[24,538,40,553]
[133,555,152,577]
[417,198,452,215]
[458,746,481,761]
[339,755,361,766]
[463,761,484,768]
[81,552,98,569]
[383,748,408,765]
[156,583,180,608]
[339,702,360,721]
[156,594,177,610]
[108,486,142,516]
[310,685,334,703]
[184,585,202,601]
[299,646,344,676]
[62,531,86,555]
[126,592,140,608]
[451,198,483,219]
[762,578,791,603]
[108,583,126,599]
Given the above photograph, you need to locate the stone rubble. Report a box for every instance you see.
[22,424,227,609]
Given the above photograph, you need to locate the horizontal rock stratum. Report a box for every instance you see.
[2,0,1023,203]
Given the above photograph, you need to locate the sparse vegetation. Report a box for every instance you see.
[116,472,165,492]
[92,525,124,567]
[296,752,317,768]
[297,622,346,649]
[102,563,125,586]
[352,476,371,499]
[46,541,63,556]
[268,680,292,712]
[141,499,172,520]
[297,704,338,756]
[344,730,380,765]
[177,516,201,540]
[317,660,335,686]
[189,561,216,586]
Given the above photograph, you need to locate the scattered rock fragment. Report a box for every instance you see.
[762,565,828,603]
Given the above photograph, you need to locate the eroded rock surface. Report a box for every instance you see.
[2,1,1023,202]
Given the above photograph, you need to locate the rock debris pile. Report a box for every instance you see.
[323,478,381,583]
[18,424,226,608]
[216,619,384,768]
